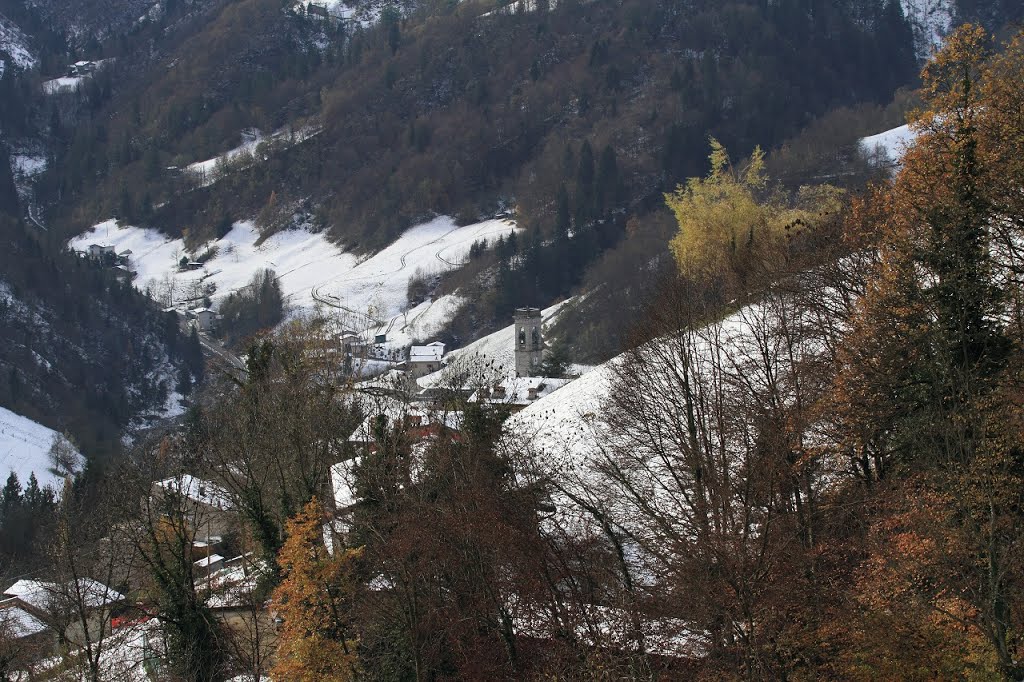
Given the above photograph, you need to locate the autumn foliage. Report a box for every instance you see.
[272,499,361,682]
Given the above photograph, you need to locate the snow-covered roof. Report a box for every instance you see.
[5,578,124,611]
[194,554,224,568]
[348,405,463,444]
[409,343,445,363]
[0,602,47,638]
[190,307,215,315]
[154,475,232,510]
[203,555,267,610]
[471,377,571,406]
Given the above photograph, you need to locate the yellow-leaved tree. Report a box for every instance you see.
[666,138,843,281]
[271,499,362,682]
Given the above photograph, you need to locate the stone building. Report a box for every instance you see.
[514,307,544,377]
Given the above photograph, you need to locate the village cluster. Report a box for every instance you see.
[0,307,575,674]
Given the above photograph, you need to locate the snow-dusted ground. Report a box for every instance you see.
[901,0,953,61]
[417,298,574,387]
[292,0,384,25]
[369,293,467,350]
[41,75,86,94]
[186,125,320,186]
[0,15,36,76]
[859,123,917,165]
[312,216,516,325]
[70,216,517,341]
[0,404,81,490]
[502,297,833,537]
[11,154,46,177]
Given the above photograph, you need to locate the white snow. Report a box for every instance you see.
[309,216,515,324]
[70,219,357,312]
[859,123,917,165]
[417,298,574,387]
[0,405,82,491]
[0,16,36,74]
[502,297,832,537]
[11,154,46,178]
[41,76,86,94]
[70,216,516,341]
[901,0,953,61]
[185,125,321,187]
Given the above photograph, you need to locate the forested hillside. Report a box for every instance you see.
[3,0,1024,675]
[0,215,203,462]
[7,25,1022,680]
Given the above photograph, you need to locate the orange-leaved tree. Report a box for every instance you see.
[832,24,1024,679]
[271,498,362,682]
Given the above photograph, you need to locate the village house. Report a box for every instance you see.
[69,61,96,77]
[87,243,116,259]
[2,578,124,647]
[151,475,236,541]
[338,332,363,355]
[406,342,446,379]
[332,404,464,517]
[0,599,53,664]
[188,307,219,333]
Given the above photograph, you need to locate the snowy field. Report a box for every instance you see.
[41,75,86,94]
[311,216,516,325]
[186,125,320,186]
[11,153,46,177]
[70,216,517,341]
[859,124,917,165]
[0,405,81,490]
[292,0,384,25]
[901,0,953,60]
[501,300,828,535]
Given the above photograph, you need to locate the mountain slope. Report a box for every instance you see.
[0,217,201,460]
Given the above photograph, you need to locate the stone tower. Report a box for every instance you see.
[514,307,544,377]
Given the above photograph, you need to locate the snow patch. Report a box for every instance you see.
[0,404,82,491]
[859,123,917,165]
[0,15,36,74]
[185,125,321,187]
[901,0,953,61]
[11,154,46,177]
[42,75,86,94]
[69,216,517,340]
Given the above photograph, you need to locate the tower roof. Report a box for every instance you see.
[514,307,542,319]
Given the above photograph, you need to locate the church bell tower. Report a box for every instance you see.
[514,307,544,377]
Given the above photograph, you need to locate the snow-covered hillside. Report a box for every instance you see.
[0,14,36,76]
[417,299,576,386]
[502,296,834,534]
[901,0,953,61]
[860,123,918,165]
[0,405,81,491]
[70,216,517,339]
[185,125,320,187]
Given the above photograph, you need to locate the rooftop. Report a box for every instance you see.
[4,578,124,611]
[471,377,571,406]
[409,343,445,363]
